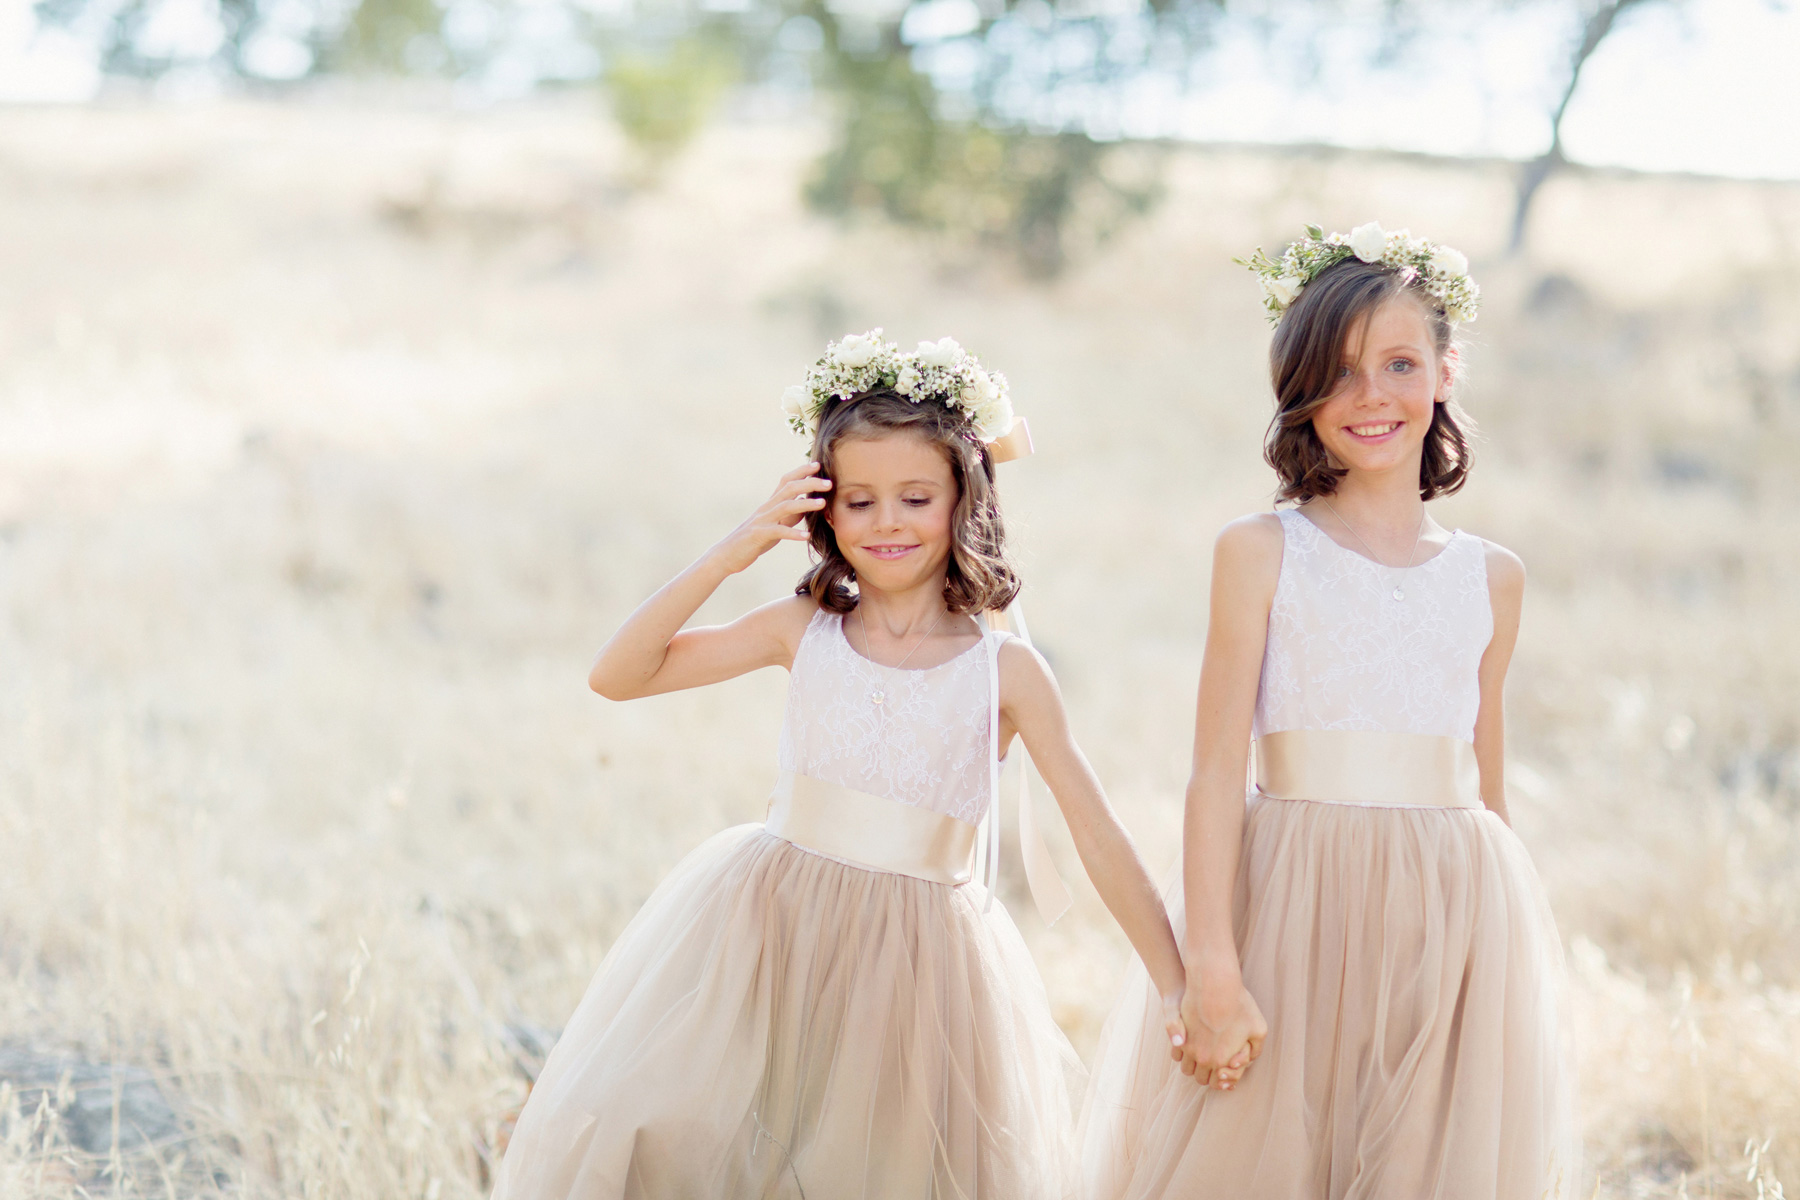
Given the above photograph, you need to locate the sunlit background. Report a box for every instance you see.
[2,0,1798,1196]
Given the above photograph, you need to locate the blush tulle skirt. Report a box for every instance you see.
[1080,795,1577,1200]
[491,824,1081,1200]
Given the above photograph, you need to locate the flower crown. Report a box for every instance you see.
[781,329,1016,445]
[1237,222,1479,326]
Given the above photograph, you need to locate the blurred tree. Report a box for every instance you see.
[326,0,445,74]
[607,31,741,174]
[801,1,1168,275]
[1508,0,1671,253]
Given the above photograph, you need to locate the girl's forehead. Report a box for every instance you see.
[831,433,954,482]
[1345,297,1434,356]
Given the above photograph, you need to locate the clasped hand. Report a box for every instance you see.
[1161,982,1267,1091]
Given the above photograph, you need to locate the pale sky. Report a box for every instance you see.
[2,0,1797,180]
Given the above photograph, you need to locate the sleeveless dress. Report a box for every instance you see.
[1080,509,1575,1200]
[492,607,1080,1200]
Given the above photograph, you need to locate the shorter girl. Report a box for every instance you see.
[494,331,1189,1200]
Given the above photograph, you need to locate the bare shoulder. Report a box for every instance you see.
[739,592,822,661]
[996,636,1061,707]
[1215,511,1285,559]
[1213,511,1285,597]
[1477,536,1526,601]
[997,635,1055,684]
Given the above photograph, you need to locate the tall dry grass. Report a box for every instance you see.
[1,97,1797,1196]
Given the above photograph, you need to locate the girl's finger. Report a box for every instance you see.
[781,461,822,482]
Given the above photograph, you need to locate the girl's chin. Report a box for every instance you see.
[848,555,947,590]
[1328,437,1423,472]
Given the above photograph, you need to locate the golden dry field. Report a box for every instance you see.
[2,96,1798,1197]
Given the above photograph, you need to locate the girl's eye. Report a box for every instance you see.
[846,500,873,510]
[1390,359,1414,373]
[903,497,931,507]
[1337,365,1353,378]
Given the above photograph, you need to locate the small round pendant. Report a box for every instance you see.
[1392,588,1405,601]
[870,691,885,705]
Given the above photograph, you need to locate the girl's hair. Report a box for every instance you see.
[1265,257,1473,503]
[795,390,1021,616]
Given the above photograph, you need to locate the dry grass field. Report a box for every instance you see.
[1,95,1798,1197]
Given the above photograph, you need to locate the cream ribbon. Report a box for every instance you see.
[764,771,977,883]
[987,417,1034,464]
[1253,729,1482,809]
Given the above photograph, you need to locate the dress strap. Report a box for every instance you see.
[978,606,1074,925]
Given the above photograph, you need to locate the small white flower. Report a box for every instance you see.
[916,337,962,368]
[1348,221,1387,263]
[895,365,920,396]
[1264,274,1304,307]
[972,370,999,402]
[781,384,808,418]
[834,332,879,369]
[1429,246,1469,278]
[959,384,977,405]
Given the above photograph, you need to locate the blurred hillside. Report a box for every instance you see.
[1,96,1798,1196]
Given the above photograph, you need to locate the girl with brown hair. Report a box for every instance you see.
[492,331,1188,1199]
[1081,226,1575,1199]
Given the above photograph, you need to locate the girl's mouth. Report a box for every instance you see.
[1344,421,1402,443]
[863,544,920,561]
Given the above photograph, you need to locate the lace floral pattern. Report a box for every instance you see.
[778,609,993,825]
[1255,508,1493,743]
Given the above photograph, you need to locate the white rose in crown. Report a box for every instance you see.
[1348,222,1388,263]
[916,337,961,368]
[1264,274,1304,307]
[895,365,920,396]
[781,384,807,418]
[973,391,1014,440]
[834,332,879,368]
[1429,246,1469,278]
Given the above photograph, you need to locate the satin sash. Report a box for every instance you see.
[1253,729,1482,809]
[765,770,978,885]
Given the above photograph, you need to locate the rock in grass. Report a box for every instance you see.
[0,1045,182,1154]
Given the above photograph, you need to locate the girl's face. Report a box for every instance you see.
[1310,296,1451,481]
[825,433,959,598]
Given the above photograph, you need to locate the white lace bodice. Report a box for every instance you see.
[1255,508,1494,743]
[778,609,994,825]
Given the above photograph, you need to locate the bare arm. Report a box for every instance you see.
[999,640,1188,1055]
[1180,514,1283,1086]
[1473,542,1526,826]
[589,462,831,700]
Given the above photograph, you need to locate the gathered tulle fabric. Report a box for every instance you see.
[1081,794,1576,1200]
[493,825,1081,1200]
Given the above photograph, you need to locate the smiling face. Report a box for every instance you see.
[825,433,960,597]
[1308,295,1453,482]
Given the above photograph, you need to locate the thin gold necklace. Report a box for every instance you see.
[855,607,944,706]
[1318,497,1428,602]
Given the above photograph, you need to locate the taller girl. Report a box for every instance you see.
[1083,225,1574,1199]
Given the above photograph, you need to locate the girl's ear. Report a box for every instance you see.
[1437,345,1460,404]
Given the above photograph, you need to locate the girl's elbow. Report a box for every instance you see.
[589,670,635,701]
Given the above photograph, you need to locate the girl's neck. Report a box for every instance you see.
[1320,470,1427,535]
[855,581,954,639]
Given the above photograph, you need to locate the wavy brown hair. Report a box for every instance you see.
[1265,256,1474,503]
[795,391,1021,616]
